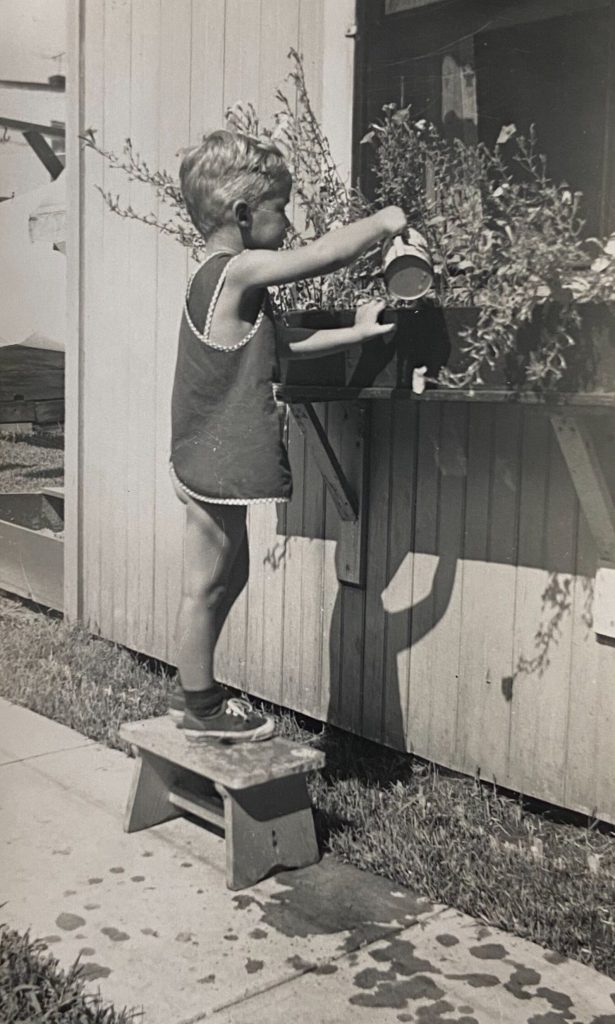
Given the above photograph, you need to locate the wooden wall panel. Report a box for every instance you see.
[124,0,160,653]
[594,639,615,818]
[75,0,615,823]
[405,404,441,755]
[425,403,467,767]
[565,510,601,813]
[152,0,193,662]
[321,404,344,723]
[383,402,417,747]
[362,403,393,740]
[277,414,305,708]
[77,0,105,635]
[190,0,227,137]
[337,403,368,732]
[86,0,133,643]
[507,413,551,791]
[476,405,522,784]
[65,0,85,624]
[455,404,496,775]
[297,404,328,711]
[223,0,263,114]
[518,429,578,805]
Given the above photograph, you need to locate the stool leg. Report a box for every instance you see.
[215,774,320,890]
[124,748,182,833]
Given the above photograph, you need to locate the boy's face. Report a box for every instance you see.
[248,179,292,250]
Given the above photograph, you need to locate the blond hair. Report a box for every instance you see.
[179,130,290,239]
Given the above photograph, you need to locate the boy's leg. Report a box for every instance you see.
[175,499,274,742]
[175,498,247,698]
[172,495,273,741]
[215,526,249,642]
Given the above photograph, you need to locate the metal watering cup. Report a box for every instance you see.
[382,227,433,301]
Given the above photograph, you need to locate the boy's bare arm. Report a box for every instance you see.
[228,207,407,290]
[277,300,396,359]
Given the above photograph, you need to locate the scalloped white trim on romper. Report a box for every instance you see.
[183,250,265,350]
[171,250,290,506]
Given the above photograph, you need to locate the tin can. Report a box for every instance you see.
[382,227,433,301]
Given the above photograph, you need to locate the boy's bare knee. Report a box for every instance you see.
[183,576,226,610]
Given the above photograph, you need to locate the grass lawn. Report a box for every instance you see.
[1,592,614,982]
[0,427,64,493]
[0,925,135,1023]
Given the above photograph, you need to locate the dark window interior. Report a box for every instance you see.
[358,0,615,233]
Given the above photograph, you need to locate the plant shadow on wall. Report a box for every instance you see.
[85,51,610,749]
[501,572,595,703]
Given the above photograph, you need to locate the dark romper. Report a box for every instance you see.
[170,251,293,504]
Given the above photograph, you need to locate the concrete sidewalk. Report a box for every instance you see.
[1,697,614,1024]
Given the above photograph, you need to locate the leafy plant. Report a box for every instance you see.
[84,50,615,391]
[362,105,615,387]
[0,925,135,1023]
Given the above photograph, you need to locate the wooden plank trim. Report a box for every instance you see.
[290,402,358,521]
[0,522,64,610]
[550,412,615,561]
[281,386,615,407]
[22,131,65,179]
[64,0,85,622]
[337,402,370,588]
[0,116,66,138]
[0,399,63,424]
[385,0,611,29]
[595,561,615,638]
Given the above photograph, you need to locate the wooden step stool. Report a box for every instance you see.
[119,717,326,890]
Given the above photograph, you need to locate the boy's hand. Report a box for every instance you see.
[378,206,408,239]
[354,300,397,341]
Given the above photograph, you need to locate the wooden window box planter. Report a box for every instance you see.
[0,491,64,611]
[281,308,444,390]
[280,304,615,399]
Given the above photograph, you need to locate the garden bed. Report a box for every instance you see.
[0,492,64,610]
[0,426,64,493]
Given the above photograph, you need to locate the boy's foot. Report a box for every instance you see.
[182,697,275,743]
[167,679,228,726]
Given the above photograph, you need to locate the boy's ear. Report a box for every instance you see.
[232,200,251,228]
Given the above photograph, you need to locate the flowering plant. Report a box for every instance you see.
[85,50,615,391]
[361,105,615,387]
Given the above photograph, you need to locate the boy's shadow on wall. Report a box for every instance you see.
[327,550,459,753]
[273,430,462,757]
[267,397,595,760]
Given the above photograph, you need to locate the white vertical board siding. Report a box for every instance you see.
[74,0,615,823]
[65,0,85,624]
[76,0,356,657]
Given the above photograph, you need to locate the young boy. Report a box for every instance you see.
[169,129,406,742]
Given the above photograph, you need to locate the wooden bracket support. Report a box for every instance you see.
[291,402,357,520]
[550,411,615,638]
[23,130,65,180]
[290,401,369,587]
